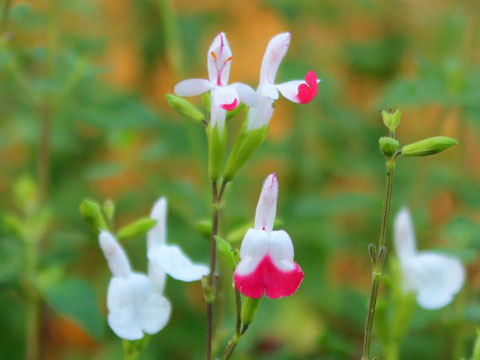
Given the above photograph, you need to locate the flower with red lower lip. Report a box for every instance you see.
[247,33,320,131]
[234,173,304,299]
[174,32,258,131]
[394,208,465,309]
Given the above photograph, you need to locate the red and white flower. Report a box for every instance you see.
[147,197,209,292]
[174,32,258,131]
[247,32,320,130]
[394,208,465,309]
[99,231,171,340]
[234,173,304,299]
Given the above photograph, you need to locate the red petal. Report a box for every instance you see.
[220,98,239,111]
[296,71,318,104]
[234,255,304,299]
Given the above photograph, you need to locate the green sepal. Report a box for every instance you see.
[241,296,262,326]
[117,218,157,240]
[381,109,402,133]
[80,199,108,234]
[401,136,458,157]
[123,335,150,360]
[165,94,205,123]
[202,92,211,112]
[214,236,237,271]
[223,124,268,183]
[207,124,227,182]
[226,103,245,121]
[379,137,399,158]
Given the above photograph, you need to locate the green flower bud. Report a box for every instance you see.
[117,217,157,240]
[103,199,115,222]
[196,219,211,239]
[165,94,205,123]
[379,137,400,157]
[401,136,458,157]
[215,236,237,271]
[381,109,402,133]
[80,199,108,234]
[207,124,227,182]
[241,296,262,326]
[223,125,268,183]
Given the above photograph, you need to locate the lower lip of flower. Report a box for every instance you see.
[234,255,304,299]
[220,98,239,111]
[296,70,318,104]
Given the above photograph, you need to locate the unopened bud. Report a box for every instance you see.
[379,137,400,157]
[401,136,458,157]
[215,236,237,271]
[117,217,157,240]
[165,94,205,123]
[80,199,108,234]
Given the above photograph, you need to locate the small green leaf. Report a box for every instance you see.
[117,218,157,240]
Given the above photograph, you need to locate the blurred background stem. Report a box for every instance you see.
[157,0,184,77]
[0,0,11,32]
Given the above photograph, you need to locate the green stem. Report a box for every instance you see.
[362,158,396,360]
[0,0,11,33]
[223,290,242,359]
[384,341,399,360]
[25,234,39,360]
[206,180,227,360]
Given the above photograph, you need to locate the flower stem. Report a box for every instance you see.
[362,157,396,360]
[206,180,227,360]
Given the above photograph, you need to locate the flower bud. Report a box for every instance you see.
[80,199,108,234]
[117,217,157,240]
[214,236,237,271]
[223,125,268,183]
[241,296,262,326]
[382,109,402,133]
[196,219,212,239]
[401,136,458,157]
[165,94,205,123]
[207,124,227,182]
[103,199,115,222]
[379,137,400,157]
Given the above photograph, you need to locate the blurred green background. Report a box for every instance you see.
[0,0,479,359]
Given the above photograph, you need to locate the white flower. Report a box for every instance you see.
[174,32,258,131]
[394,208,465,309]
[147,197,209,291]
[234,173,304,299]
[99,231,171,340]
[247,32,320,131]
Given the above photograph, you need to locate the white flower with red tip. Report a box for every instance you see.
[174,32,258,130]
[99,231,171,340]
[234,174,304,299]
[247,32,320,131]
[147,197,209,291]
[394,208,465,310]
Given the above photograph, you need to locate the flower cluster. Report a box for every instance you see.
[99,198,208,340]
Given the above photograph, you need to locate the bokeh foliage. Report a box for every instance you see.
[0,0,479,359]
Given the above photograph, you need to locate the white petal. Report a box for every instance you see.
[174,79,212,97]
[148,260,167,294]
[260,32,291,85]
[268,230,295,272]
[394,207,417,263]
[106,277,142,340]
[212,86,239,109]
[276,80,303,103]
[130,274,171,334]
[99,231,131,278]
[236,228,269,275]
[108,308,143,341]
[147,197,167,255]
[149,244,209,282]
[207,32,232,86]
[259,83,279,100]
[254,173,278,232]
[246,96,274,131]
[231,83,259,107]
[210,98,226,132]
[403,252,465,310]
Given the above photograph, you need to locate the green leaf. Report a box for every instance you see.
[43,278,105,339]
[117,218,157,240]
